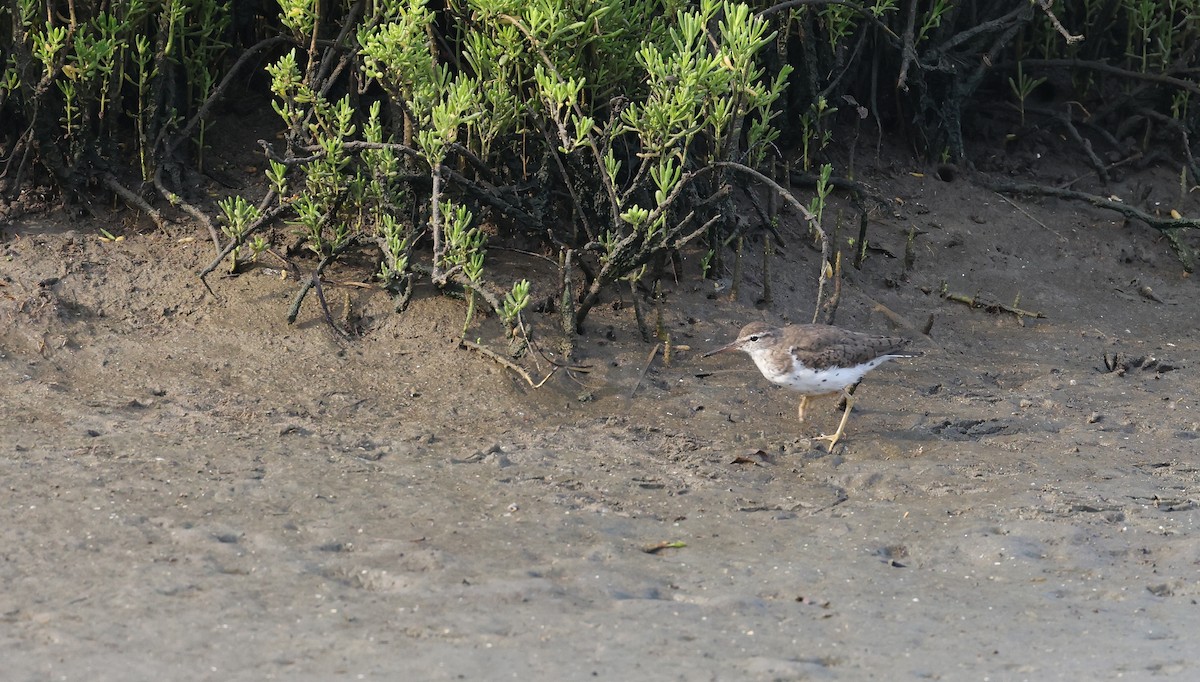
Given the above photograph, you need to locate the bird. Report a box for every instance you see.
[704,321,919,448]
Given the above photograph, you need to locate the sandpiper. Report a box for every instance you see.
[704,321,919,448]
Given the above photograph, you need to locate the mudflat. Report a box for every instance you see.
[2,162,1197,680]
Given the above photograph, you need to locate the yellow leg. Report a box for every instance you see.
[816,389,856,450]
[797,395,809,422]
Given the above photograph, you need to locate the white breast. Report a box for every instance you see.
[746,348,896,394]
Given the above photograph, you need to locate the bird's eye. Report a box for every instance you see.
[749,335,759,341]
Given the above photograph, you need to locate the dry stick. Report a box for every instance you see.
[931,4,1029,62]
[407,261,509,329]
[1020,101,1122,152]
[819,252,843,325]
[448,141,500,188]
[1,124,34,194]
[442,165,545,226]
[302,0,322,86]
[818,14,875,101]
[573,169,724,327]
[762,232,773,305]
[895,0,919,92]
[534,124,594,240]
[5,13,77,197]
[857,291,932,340]
[871,300,919,336]
[629,278,650,342]
[940,285,1045,322]
[430,165,445,281]
[853,208,869,269]
[1034,0,1083,44]
[513,316,545,376]
[629,343,662,399]
[730,235,742,301]
[654,279,668,355]
[741,181,788,247]
[559,248,576,337]
[992,192,1065,242]
[789,170,890,212]
[460,339,558,388]
[982,177,1199,270]
[305,139,424,159]
[519,323,591,376]
[671,213,722,250]
[311,0,364,100]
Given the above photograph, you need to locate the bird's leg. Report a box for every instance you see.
[797,395,809,422]
[816,389,856,450]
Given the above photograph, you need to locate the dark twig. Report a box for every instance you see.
[102,173,169,231]
[757,1,900,45]
[1021,59,1200,97]
[301,139,423,160]
[895,0,919,92]
[789,170,890,210]
[162,36,292,165]
[1053,110,1109,185]
[286,236,361,327]
[146,35,294,256]
[982,178,1200,231]
[983,178,1199,272]
[310,268,350,339]
[714,161,832,313]
[819,252,843,324]
[1138,107,1200,188]
[153,164,221,252]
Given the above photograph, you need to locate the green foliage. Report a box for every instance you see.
[807,164,834,227]
[7,0,1200,338]
[217,195,261,271]
[1007,62,1046,127]
[916,0,953,45]
[439,201,486,280]
[239,0,792,334]
[278,0,319,41]
[501,279,532,327]
[798,97,836,171]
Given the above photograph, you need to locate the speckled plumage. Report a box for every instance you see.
[704,321,920,448]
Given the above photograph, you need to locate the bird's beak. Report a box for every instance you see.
[702,340,741,357]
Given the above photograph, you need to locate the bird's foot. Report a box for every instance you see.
[815,431,843,451]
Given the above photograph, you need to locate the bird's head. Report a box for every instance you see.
[703,322,777,357]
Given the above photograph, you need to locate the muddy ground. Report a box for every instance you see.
[2,148,1199,681]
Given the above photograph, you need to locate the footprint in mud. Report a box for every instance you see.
[931,418,1014,440]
